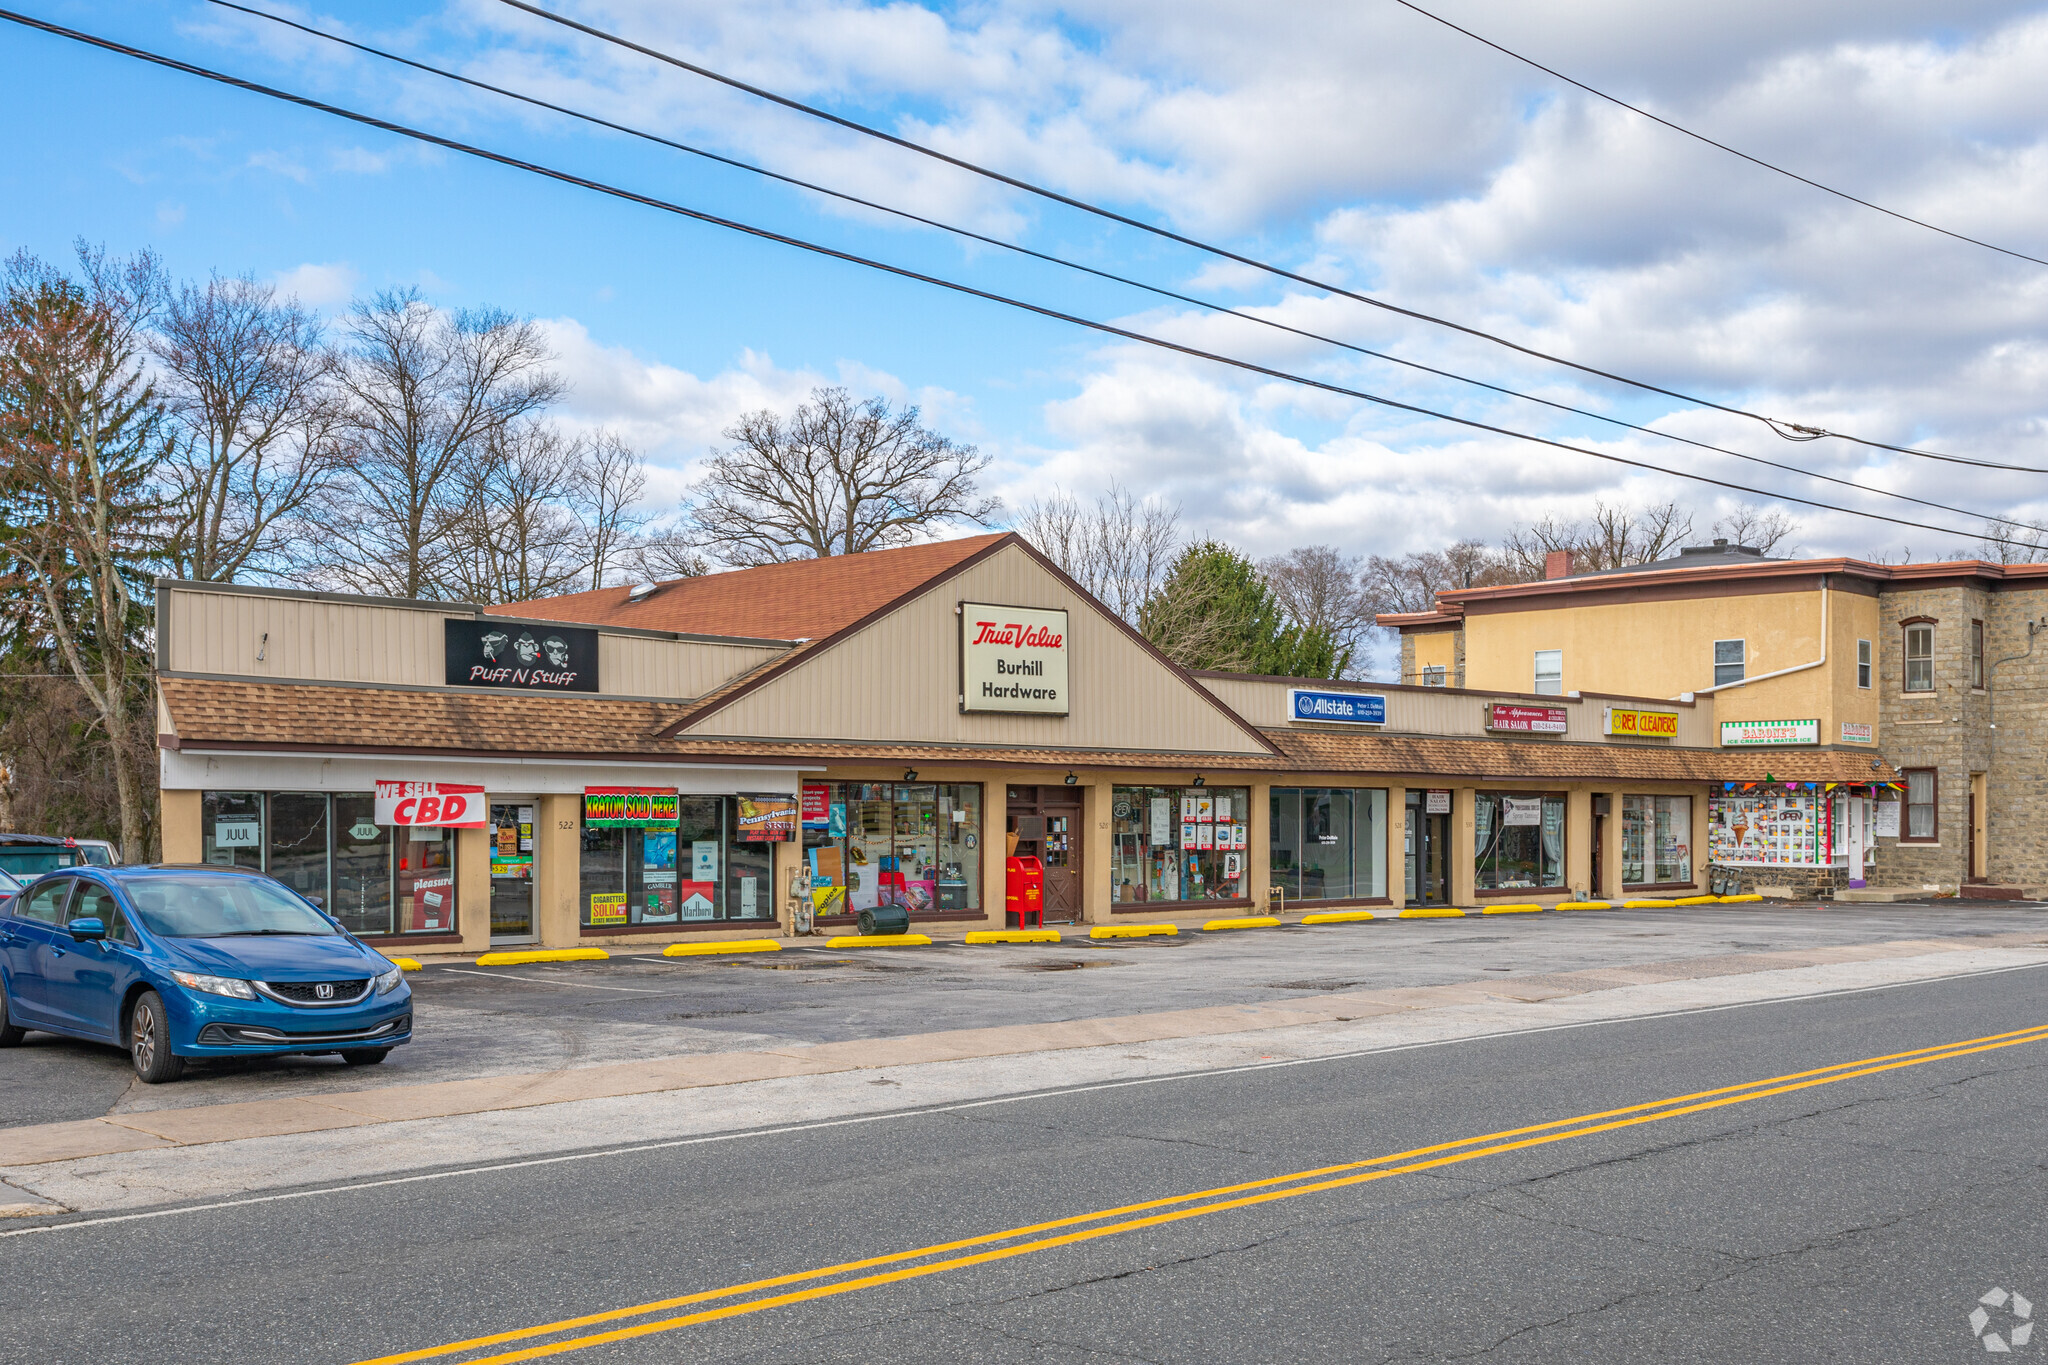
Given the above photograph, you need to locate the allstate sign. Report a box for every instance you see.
[1289,689,1386,725]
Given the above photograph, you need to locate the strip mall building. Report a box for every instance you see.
[155,534,1898,956]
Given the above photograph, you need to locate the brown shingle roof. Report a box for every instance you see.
[158,679,1897,784]
[498,534,1009,639]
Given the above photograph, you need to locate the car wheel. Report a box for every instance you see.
[129,992,185,1084]
[340,1049,389,1066]
[0,986,24,1046]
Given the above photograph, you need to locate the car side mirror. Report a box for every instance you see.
[67,917,107,942]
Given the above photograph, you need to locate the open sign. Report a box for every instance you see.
[374,780,488,829]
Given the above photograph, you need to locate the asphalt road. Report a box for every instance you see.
[6,951,2046,1363]
[6,899,2043,1124]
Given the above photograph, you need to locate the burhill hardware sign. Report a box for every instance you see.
[960,603,1069,714]
[445,619,599,692]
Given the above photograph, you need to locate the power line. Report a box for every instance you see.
[215,0,2040,537]
[489,0,2047,477]
[4,7,2034,554]
[1387,0,2048,271]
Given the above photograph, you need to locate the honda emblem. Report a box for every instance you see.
[314,982,334,1000]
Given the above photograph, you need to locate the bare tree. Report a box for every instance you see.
[685,387,998,565]
[1361,540,1507,616]
[438,419,589,604]
[1260,544,1371,668]
[1500,499,1694,577]
[1713,504,1801,557]
[0,243,169,860]
[571,428,650,590]
[153,274,339,582]
[624,523,710,583]
[1014,481,1180,624]
[1974,518,2048,565]
[314,289,560,599]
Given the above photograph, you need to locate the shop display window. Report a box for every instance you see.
[198,790,450,936]
[1110,785,1251,904]
[1474,792,1566,890]
[799,783,982,917]
[1621,795,1692,886]
[580,795,775,927]
[1269,788,1386,901]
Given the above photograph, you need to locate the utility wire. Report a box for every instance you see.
[214,0,2039,537]
[489,0,2045,476]
[1387,0,2048,271]
[5,7,2034,553]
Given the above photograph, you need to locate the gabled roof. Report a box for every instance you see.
[499,533,1009,639]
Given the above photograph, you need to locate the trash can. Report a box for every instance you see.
[858,904,910,936]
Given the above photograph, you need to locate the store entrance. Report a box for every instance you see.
[1405,791,1452,907]
[489,801,536,942]
[1008,786,1084,923]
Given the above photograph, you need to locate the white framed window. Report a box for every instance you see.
[1857,639,1871,689]
[1533,650,1562,695]
[1713,639,1745,687]
[1904,624,1934,692]
[1421,665,1447,687]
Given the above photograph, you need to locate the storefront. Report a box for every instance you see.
[153,536,1898,953]
[1706,782,1893,894]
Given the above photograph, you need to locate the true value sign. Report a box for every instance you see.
[960,603,1069,714]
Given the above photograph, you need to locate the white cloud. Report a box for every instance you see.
[273,261,360,306]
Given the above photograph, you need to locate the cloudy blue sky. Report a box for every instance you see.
[5,0,2047,578]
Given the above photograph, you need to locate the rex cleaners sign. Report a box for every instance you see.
[961,603,1069,715]
[375,780,488,829]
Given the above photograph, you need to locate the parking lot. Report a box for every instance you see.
[4,899,2042,1128]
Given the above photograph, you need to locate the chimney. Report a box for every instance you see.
[1544,550,1571,580]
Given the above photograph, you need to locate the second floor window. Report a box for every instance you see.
[1533,650,1562,695]
[1857,639,1871,689]
[1713,639,1745,687]
[1904,624,1934,692]
[1972,620,1985,689]
[1421,665,1447,687]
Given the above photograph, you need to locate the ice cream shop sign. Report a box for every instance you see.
[960,603,1069,715]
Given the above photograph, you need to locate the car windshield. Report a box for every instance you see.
[0,846,80,878]
[77,844,113,866]
[121,874,339,939]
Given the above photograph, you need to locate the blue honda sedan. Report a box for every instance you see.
[0,865,411,1083]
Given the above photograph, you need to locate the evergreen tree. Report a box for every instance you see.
[1140,541,1349,678]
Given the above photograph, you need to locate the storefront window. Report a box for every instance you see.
[1110,785,1251,903]
[200,790,451,936]
[1621,795,1692,885]
[1474,792,1565,890]
[580,793,778,927]
[1269,788,1386,901]
[202,791,263,869]
[799,783,981,918]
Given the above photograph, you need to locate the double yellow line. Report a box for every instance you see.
[359,1022,2048,1365]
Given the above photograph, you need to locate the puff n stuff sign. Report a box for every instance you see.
[960,603,1069,715]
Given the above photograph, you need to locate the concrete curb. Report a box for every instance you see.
[1090,924,1178,939]
[473,948,610,966]
[661,940,781,958]
[824,934,933,948]
[388,957,424,971]
[1481,903,1544,915]
[965,930,1063,944]
[1203,916,1283,931]
[1397,907,1467,918]
[1300,910,1377,925]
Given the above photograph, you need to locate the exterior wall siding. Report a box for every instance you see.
[680,544,1274,754]
[1199,676,1716,747]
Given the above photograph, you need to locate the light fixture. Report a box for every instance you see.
[1063,772,1078,786]
[1191,774,1206,787]
[903,769,919,782]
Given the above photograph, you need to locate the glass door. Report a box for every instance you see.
[490,801,536,942]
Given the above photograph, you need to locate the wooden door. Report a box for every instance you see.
[1008,786,1085,922]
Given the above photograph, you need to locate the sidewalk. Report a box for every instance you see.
[6,927,2039,1170]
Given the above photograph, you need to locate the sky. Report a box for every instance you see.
[5,0,2048,592]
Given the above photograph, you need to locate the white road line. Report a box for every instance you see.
[5,956,2045,1241]
[437,968,659,993]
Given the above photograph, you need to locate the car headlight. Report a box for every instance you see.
[171,970,257,1000]
[374,965,405,996]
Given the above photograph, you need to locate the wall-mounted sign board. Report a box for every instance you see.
[1289,689,1386,725]
[1721,718,1820,746]
[960,603,1068,714]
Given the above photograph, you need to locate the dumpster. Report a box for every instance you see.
[1006,855,1044,929]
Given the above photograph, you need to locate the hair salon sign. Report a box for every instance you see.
[960,603,1069,715]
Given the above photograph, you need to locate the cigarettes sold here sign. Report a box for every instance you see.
[960,603,1069,715]
[374,780,487,828]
